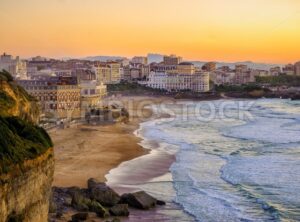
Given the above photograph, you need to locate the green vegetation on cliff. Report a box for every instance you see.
[107,81,166,93]
[0,116,53,173]
[256,75,300,87]
[0,70,37,120]
[215,84,264,92]
[0,71,53,174]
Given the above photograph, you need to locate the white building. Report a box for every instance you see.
[0,53,27,79]
[144,71,209,92]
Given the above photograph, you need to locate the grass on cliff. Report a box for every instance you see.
[0,116,53,174]
[215,84,264,92]
[107,81,167,93]
[256,75,300,87]
[0,70,52,174]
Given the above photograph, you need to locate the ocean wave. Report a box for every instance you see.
[135,99,300,221]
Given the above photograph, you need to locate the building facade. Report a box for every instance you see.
[295,62,300,76]
[80,80,107,116]
[163,55,182,65]
[93,62,121,84]
[145,71,209,92]
[131,56,148,65]
[283,64,295,75]
[0,53,27,79]
[269,67,281,76]
[18,77,81,119]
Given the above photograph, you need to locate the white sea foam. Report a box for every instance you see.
[137,99,300,221]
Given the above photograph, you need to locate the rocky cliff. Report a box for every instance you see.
[0,70,39,123]
[0,71,54,222]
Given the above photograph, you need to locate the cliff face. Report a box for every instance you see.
[0,149,54,222]
[0,72,39,123]
[0,71,54,222]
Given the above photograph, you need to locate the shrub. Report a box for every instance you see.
[0,116,53,174]
[0,70,14,82]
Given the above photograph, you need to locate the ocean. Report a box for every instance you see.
[108,99,300,222]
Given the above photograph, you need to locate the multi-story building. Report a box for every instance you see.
[177,62,195,75]
[75,69,107,116]
[79,80,107,116]
[18,77,81,119]
[150,63,177,74]
[270,67,281,76]
[282,64,295,75]
[232,64,255,84]
[54,69,72,77]
[250,69,269,77]
[93,62,121,84]
[131,56,148,65]
[0,53,27,79]
[93,64,112,84]
[295,62,300,76]
[107,61,121,83]
[122,63,150,81]
[211,71,235,85]
[235,64,248,74]
[144,71,209,92]
[163,55,182,65]
[150,61,195,75]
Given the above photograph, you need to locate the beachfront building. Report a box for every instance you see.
[176,62,195,75]
[150,61,195,75]
[18,77,81,119]
[80,80,107,116]
[295,61,300,76]
[0,53,27,79]
[150,63,178,74]
[145,71,210,92]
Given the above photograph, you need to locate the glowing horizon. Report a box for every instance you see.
[0,0,300,64]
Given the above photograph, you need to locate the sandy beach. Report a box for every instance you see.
[50,96,173,188]
[50,95,195,221]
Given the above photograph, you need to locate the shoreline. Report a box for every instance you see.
[50,116,148,188]
[50,95,195,221]
[50,96,173,188]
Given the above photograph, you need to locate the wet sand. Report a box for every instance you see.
[50,121,146,187]
[51,96,173,188]
[50,95,195,221]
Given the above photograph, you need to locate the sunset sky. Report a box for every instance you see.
[0,0,300,63]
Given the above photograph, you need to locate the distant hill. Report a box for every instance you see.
[190,61,283,71]
[83,56,127,62]
[78,54,284,70]
[147,53,164,63]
